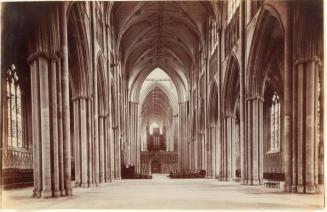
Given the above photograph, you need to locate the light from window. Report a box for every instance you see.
[227,0,240,23]
[270,92,280,152]
[6,64,23,148]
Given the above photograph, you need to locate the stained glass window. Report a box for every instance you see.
[270,92,280,151]
[6,64,23,148]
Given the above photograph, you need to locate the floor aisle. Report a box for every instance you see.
[1,174,324,209]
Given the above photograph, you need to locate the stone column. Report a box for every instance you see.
[135,104,141,173]
[50,58,60,197]
[103,116,108,182]
[30,59,42,198]
[221,116,225,180]
[231,116,236,180]
[296,63,304,192]
[215,126,221,179]
[129,102,135,167]
[118,136,122,179]
[211,126,216,178]
[39,57,52,198]
[208,126,216,178]
[29,52,66,198]
[177,106,182,171]
[304,60,317,193]
[226,116,232,181]
[291,60,298,193]
[246,96,264,185]
[57,58,65,195]
[87,99,94,186]
[113,128,118,179]
[283,2,293,192]
[60,4,72,196]
[80,98,88,187]
[91,2,99,186]
[99,115,105,183]
[239,0,247,186]
[73,98,81,187]
[111,128,116,181]
[104,116,111,182]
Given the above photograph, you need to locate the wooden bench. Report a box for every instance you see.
[263,173,284,188]
[233,178,240,183]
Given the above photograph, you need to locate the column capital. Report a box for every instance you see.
[71,95,89,101]
[99,113,109,118]
[246,95,264,102]
[27,51,49,64]
[224,114,236,119]
[130,101,139,105]
[294,55,322,66]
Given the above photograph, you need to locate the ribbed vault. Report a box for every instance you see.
[141,86,173,128]
[112,1,214,101]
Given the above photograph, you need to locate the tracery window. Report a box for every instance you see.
[6,64,23,148]
[227,0,240,23]
[270,92,280,152]
[96,2,104,50]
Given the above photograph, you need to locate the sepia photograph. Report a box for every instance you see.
[0,0,325,210]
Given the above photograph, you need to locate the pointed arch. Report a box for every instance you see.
[222,54,240,115]
[246,6,284,97]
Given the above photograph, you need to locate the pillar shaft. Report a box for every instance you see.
[87,99,94,185]
[92,1,99,186]
[60,4,72,196]
[39,57,52,198]
[57,59,65,195]
[50,59,60,197]
[283,2,293,192]
[99,116,105,183]
[305,61,316,193]
[297,63,304,192]
[73,99,81,187]
[80,98,88,187]
[30,59,42,197]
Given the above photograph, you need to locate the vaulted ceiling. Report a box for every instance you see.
[141,86,173,128]
[112,1,212,88]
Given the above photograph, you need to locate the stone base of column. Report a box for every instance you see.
[316,184,324,193]
[53,190,61,197]
[65,188,73,196]
[88,183,95,187]
[99,174,104,184]
[305,184,316,194]
[75,181,81,187]
[297,184,304,193]
[240,180,248,185]
[251,179,261,185]
[41,190,53,198]
[81,183,88,188]
[291,185,298,193]
[33,190,42,198]
[283,184,292,192]
[219,177,227,181]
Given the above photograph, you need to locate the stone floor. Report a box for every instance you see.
[1,174,324,209]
